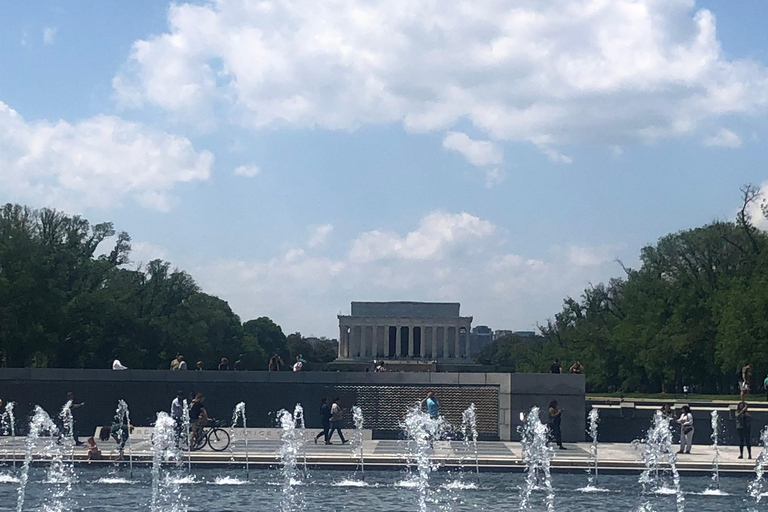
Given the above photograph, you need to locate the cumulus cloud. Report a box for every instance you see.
[191,211,625,335]
[43,27,56,45]
[233,164,260,177]
[703,128,742,148]
[0,101,213,211]
[442,131,503,167]
[308,224,333,248]
[349,211,495,263]
[114,0,768,154]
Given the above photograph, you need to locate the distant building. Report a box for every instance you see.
[470,325,493,355]
[337,301,472,361]
[306,336,338,348]
[492,330,537,341]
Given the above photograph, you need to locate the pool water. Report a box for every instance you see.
[0,466,764,511]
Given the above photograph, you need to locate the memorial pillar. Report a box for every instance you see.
[421,325,427,358]
[443,326,449,359]
[408,326,414,358]
[454,325,460,359]
[395,325,401,358]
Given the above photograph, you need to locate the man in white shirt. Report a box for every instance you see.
[170,391,185,444]
[112,359,127,370]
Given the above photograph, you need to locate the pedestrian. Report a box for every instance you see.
[550,359,562,374]
[764,374,768,401]
[421,391,439,419]
[112,358,127,370]
[660,404,674,419]
[218,357,229,371]
[569,361,584,374]
[735,401,752,459]
[548,400,566,450]
[65,392,85,446]
[233,354,245,371]
[189,393,209,448]
[177,355,188,371]
[314,397,332,445]
[109,415,130,459]
[171,390,185,442]
[170,354,181,371]
[328,397,348,444]
[86,436,101,461]
[196,360,204,371]
[268,354,284,371]
[676,405,694,454]
[292,355,304,372]
[741,363,753,400]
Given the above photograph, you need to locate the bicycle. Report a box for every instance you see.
[190,420,230,452]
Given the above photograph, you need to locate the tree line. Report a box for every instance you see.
[0,204,336,370]
[477,186,768,394]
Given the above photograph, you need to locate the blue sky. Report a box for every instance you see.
[2,0,768,338]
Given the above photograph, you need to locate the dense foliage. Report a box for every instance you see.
[477,187,768,394]
[0,204,335,370]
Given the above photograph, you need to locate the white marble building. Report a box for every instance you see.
[337,302,473,361]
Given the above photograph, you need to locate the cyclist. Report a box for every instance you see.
[189,393,209,448]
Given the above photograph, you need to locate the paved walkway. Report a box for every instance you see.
[0,436,763,474]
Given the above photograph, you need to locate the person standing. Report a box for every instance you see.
[177,355,188,371]
[292,355,304,372]
[112,359,127,370]
[569,361,584,374]
[548,400,566,450]
[676,405,694,454]
[735,401,752,459]
[764,374,768,402]
[65,392,85,446]
[422,391,439,419]
[189,393,209,448]
[550,359,562,374]
[328,397,348,444]
[268,354,284,371]
[741,364,753,400]
[170,354,181,371]
[233,354,245,371]
[314,398,332,445]
[170,391,185,443]
[218,357,229,371]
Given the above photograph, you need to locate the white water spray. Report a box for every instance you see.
[461,404,479,475]
[748,426,768,503]
[637,411,684,512]
[278,408,305,512]
[708,410,720,491]
[150,411,186,512]
[518,407,555,512]
[1,401,15,468]
[231,402,249,479]
[403,405,441,512]
[16,406,58,512]
[351,406,365,477]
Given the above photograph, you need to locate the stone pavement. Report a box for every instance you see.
[0,434,763,474]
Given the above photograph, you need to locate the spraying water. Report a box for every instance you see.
[517,407,555,512]
[402,405,441,512]
[351,406,365,477]
[708,410,720,492]
[585,408,600,489]
[1,402,15,469]
[16,406,58,512]
[293,404,308,475]
[748,426,768,503]
[277,408,304,512]
[115,400,133,478]
[231,402,249,479]
[461,404,479,475]
[182,399,191,474]
[637,410,684,512]
[150,411,186,512]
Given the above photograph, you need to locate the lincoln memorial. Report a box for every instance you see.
[337,301,473,361]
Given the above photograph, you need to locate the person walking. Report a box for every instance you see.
[676,405,694,454]
[421,391,439,419]
[328,397,348,445]
[548,400,566,450]
[314,397,332,445]
[735,401,752,459]
[741,364,753,400]
[65,392,85,446]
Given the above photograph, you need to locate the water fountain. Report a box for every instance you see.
[2,401,16,469]
[277,408,304,512]
[748,426,768,503]
[517,406,555,512]
[150,411,186,512]
[351,405,365,477]
[402,405,441,512]
[182,398,191,474]
[16,406,59,512]
[707,410,721,493]
[581,407,600,490]
[231,402,249,480]
[461,403,479,475]
[636,410,684,512]
[115,399,133,478]
[293,403,308,475]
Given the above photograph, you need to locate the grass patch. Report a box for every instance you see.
[587,392,758,402]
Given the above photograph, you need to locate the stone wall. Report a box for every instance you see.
[351,301,460,317]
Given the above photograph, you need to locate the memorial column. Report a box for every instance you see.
[454,324,460,359]
[408,325,414,358]
[443,326,449,359]
[395,325,402,358]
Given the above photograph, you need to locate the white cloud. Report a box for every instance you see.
[114,0,768,155]
[484,168,505,188]
[233,164,260,177]
[43,27,56,45]
[308,224,333,248]
[129,241,169,267]
[349,211,495,263]
[442,131,503,167]
[0,101,213,211]
[703,128,742,148]
[191,211,625,336]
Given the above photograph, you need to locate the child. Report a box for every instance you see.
[86,436,101,461]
